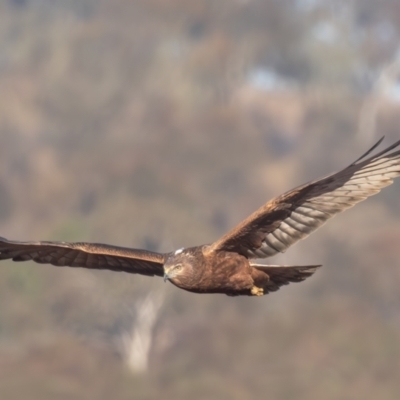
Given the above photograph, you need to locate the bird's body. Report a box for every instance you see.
[164,246,318,296]
[165,246,255,295]
[1,137,400,297]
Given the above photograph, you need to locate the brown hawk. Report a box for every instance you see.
[1,138,399,296]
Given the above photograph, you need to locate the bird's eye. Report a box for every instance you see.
[175,264,183,271]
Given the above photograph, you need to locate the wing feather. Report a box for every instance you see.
[209,138,400,258]
[0,237,166,277]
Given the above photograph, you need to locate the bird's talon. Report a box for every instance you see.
[251,286,264,296]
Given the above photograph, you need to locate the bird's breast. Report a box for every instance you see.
[171,251,251,294]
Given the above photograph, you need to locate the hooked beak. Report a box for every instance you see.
[163,272,169,282]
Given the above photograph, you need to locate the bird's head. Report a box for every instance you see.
[163,247,195,285]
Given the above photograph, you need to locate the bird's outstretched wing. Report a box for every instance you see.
[209,138,400,258]
[0,238,166,276]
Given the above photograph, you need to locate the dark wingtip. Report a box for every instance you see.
[352,136,385,165]
[352,136,400,166]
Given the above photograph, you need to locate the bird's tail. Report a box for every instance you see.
[251,264,322,293]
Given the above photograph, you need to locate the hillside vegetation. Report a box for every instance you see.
[1,1,400,399]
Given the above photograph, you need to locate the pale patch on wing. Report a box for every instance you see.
[251,150,400,258]
[209,139,400,259]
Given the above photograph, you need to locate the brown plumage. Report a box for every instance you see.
[1,138,400,297]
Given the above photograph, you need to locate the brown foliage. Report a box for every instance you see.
[1,0,400,399]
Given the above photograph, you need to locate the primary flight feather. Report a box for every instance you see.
[1,138,399,297]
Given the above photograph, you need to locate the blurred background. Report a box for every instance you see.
[1,0,400,399]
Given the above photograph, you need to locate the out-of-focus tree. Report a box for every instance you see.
[0,1,400,399]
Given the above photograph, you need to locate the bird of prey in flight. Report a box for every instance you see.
[1,138,400,297]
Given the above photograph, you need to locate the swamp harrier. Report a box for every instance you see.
[1,138,400,297]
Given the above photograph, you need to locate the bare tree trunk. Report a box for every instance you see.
[120,291,164,373]
[358,60,400,144]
